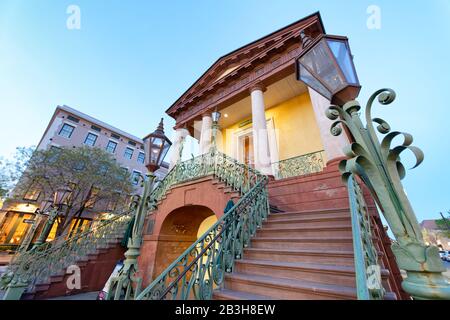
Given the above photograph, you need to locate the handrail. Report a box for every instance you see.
[136,149,269,300]
[1,207,135,294]
[272,150,325,180]
[149,148,262,207]
[347,174,385,300]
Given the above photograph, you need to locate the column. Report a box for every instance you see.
[308,88,350,164]
[250,84,273,176]
[169,128,190,170]
[199,113,212,154]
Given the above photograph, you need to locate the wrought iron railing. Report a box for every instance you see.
[150,148,261,206]
[347,174,385,300]
[135,149,269,300]
[0,208,135,295]
[272,150,325,180]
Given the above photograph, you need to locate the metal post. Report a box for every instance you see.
[107,172,155,300]
[33,207,59,248]
[17,215,44,253]
[327,88,450,299]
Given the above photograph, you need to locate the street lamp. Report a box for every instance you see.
[33,185,72,249]
[296,31,360,105]
[296,30,449,299]
[33,198,58,249]
[211,109,221,150]
[143,118,172,173]
[108,118,172,300]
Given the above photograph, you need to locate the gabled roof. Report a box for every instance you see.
[166,12,325,117]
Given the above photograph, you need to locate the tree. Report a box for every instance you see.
[0,158,8,198]
[0,147,35,198]
[11,146,135,237]
[435,213,450,238]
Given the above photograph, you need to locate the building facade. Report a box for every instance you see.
[132,13,407,300]
[0,105,168,251]
[1,13,412,300]
[421,219,450,251]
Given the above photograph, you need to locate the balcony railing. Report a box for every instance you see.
[272,150,325,180]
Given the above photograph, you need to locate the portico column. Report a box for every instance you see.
[199,113,212,154]
[308,88,350,164]
[250,84,273,176]
[169,128,190,170]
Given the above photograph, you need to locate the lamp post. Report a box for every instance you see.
[33,186,72,248]
[211,109,221,150]
[32,198,56,248]
[296,30,450,299]
[108,118,172,300]
[17,184,73,253]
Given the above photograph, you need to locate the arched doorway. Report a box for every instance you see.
[152,205,217,278]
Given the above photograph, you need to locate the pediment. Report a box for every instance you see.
[166,12,325,119]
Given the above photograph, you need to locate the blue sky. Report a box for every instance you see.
[0,0,449,222]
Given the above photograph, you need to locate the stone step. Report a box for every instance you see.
[257,225,352,238]
[224,273,356,300]
[268,208,349,220]
[235,259,357,287]
[213,288,274,300]
[251,236,353,251]
[243,248,355,266]
[264,217,350,229]
[270,199,351,212]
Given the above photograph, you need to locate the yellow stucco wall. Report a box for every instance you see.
[220,92,324,162]
[197,215,218,238]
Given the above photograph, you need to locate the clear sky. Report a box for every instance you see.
[0,0,449,223]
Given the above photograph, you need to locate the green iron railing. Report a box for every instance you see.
[273,150,325,180]
[0,207,135,298]
[347,174,385,300]
[151,149,260,205]
[135,149,269,300]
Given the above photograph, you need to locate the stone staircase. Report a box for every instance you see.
[25,227,127,300]
[15,217,131,300]
[213,163,399,300]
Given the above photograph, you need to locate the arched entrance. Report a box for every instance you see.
[152,205,217,278]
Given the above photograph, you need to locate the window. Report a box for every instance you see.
[131,171,141,186]
[84,133,98,147]
[23,184,41,201]
[106,141,117,154]
[86,187,100,209]
[91,125,101,132]
[48,146,61,163]
[99,163,109,175]
[137,152,145,164]
[74,160,85,171]
[128,141,136,146]
[67,115,80,123]
[0,212,34,245]
[124,147,134,160]
[107,192,121,211]
[111,133,121,140]
[67,219,92,239]
[59,124,75,138]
